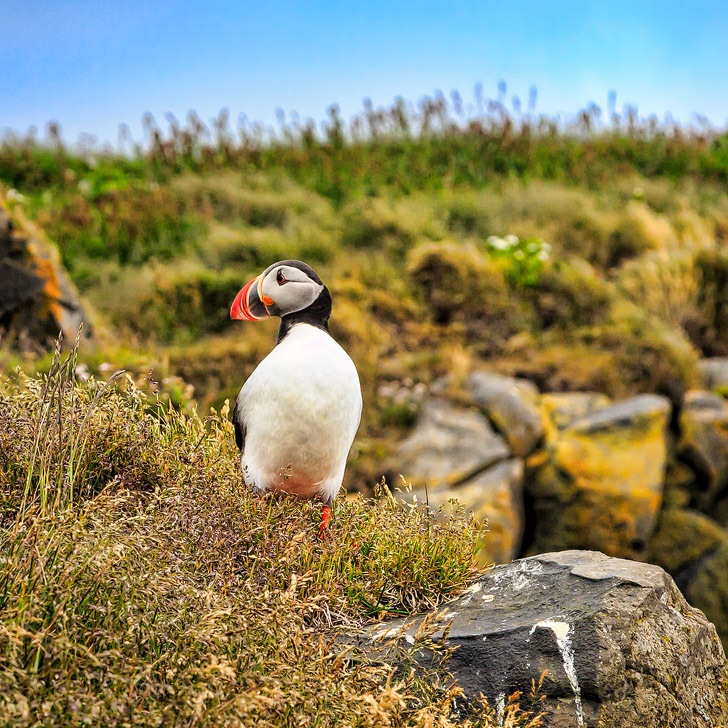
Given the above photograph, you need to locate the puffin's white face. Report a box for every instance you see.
[230,260,324,321]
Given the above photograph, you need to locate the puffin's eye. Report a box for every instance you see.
[276,269,287,285]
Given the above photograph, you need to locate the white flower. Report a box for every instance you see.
[537,250,550,261]
[541,241,552,253]
[78,179,92,195]
[504,234,519,246]
[527,241,539,253]
[6,189,25,202]
[487,236,510,251]
[514,250,525,260]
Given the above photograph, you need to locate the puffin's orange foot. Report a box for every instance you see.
[319,505,331,540]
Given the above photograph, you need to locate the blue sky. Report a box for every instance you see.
[2,0,727,145]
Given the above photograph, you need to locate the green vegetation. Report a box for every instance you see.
[2,94,727,726]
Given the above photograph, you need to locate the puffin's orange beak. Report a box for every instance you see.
[231,275,269,321]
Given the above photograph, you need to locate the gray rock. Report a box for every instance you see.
[541,392,612,431]
[567,394,670,434]
[698,358,728,392]
[679,390,728,507]
[464,371,544,456]
[367,551,728,728]
[397,398,509,487]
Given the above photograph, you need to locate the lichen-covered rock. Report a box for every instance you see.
[541,391,611,432]
[675,540,728,650]
[698,357,728,394]
[407,459,524,564]
[396,398,509,487]
[527,395,670,559]
[462,371,544,456]
[646,507,726,574]
[0,194,90,350]
[679,390,728,507]
[366,551,728,728]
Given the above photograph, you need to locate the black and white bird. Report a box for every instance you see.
[229,260,362,535]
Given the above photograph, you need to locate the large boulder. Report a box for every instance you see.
[462,371,544,456]
[527,395,670,559]
[0,193,90,350]
[678,390,728,508]
[368,551,728,728]
[397,398,509,487]
[406,459,524,564]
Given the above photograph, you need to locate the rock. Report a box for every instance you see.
[463,371,544,456]
[0,194,90,350]
[397,398,509,488]
[541,392,612,432]
[698,358,728,393]
[675,540,728,651]
[407,459,524,564]
[646,507,726,574]
[527,395,670,560]
[679,390,728,507]
[367,551,728,728]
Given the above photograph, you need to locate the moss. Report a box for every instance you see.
[646,508,727,574]
[683,541,728,647]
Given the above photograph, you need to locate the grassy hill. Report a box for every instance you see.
[1,96,728,725]
[3,348,530,726]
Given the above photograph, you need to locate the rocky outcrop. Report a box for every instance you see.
[540,392,611,433]
[0,193,90,351]
[528,395,670,559]
[404,459,524,564]
[396,398,509,487]
[678,390,728,508]
[396,373,529,563]
[367,551,728,728]
[461,371,544,456]
[394,365,728,647]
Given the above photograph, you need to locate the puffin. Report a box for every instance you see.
[229,260,362,536]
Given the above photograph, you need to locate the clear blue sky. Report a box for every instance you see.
[2,0,727,146]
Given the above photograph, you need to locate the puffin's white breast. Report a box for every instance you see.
[237,323,362,501]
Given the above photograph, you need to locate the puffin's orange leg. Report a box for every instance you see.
[319,505,332,540]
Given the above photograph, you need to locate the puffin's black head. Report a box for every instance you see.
[230,260,332,339]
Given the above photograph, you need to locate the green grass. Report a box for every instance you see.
[0,342,546,727]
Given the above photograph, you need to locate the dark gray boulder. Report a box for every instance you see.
[368,551,727,727]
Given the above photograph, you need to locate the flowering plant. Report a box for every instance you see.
[486,234,551,287]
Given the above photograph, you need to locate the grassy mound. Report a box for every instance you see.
[0,345,543,727]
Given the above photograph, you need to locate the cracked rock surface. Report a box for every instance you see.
[367,551,728,728]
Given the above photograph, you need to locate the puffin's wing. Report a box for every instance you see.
[231,399,246,452]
